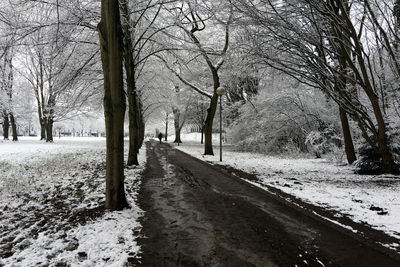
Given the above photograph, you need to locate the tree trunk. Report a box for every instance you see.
[38,51,46,140]
[138,95,145,148]
[9,112,18,141]
[165,112,168,141]
[121,1,140,166]
[372,96,395,173]
[204,94,218,155]
[174,127,182,143]
[98,0,128,210]
[40,121,46,140]
[2,113,9,140]
[127,99,140,166]
[173,108,182,143]
[201,124,204,144]
[46,119,53,142]
[339,108,356,164]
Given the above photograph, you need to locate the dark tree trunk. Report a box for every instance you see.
[173,108,182,143]
[121,0,140,166]
[2,113,9,140]
[9,113,17,141]
[98,0,128,210]
[372,96,395,173]
[339,108,356,164]
[40,122,46,140]
[201,125,204,144]
[46,119,53,142]
[38,52,46,140]
[138,95,145,148]
[127,92,140,166]
[165,112,168,141]
[174,128,182,143]
[204,94,218,155]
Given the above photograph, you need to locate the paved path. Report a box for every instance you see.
[134,140,400,266]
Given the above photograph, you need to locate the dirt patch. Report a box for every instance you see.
[0,160,106,262]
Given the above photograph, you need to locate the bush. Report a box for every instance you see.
[305,125,342,158]
[354,131,400,174]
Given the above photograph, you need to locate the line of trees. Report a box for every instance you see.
[3,0,400,211]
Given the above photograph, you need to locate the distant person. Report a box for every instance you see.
[158,132,163,144]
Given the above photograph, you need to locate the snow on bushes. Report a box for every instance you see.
[354,130,400,174]
[228,75,341,156]
[305,125,342,158]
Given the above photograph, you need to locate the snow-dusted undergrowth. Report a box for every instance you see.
[0,137,145,266]
[173,133,400,248]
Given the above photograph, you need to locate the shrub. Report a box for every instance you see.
[305,125,342,158]
[354,131,400,174]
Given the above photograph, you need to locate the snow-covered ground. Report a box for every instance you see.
[172,133,400,249]
[0,137,146,266]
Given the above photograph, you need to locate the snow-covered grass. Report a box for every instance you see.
[0,137,145,266]
[172,133,400,247]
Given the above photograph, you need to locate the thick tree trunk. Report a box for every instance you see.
[40,121,46,140]
[9,113,17,141]
[2,113,9,140]
[98,0,128,210]
[173,108,182,143]
[339,108,356,164]
[174,127,182,143]
[46,119,53,142]
[204,94,218,155]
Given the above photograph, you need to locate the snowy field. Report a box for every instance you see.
[172,133,400,249]
[0,137,146,266]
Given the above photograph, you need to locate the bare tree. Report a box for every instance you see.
[98,0,128,210]
[158,0,233,155]
[1,45,17,141]
[120,0,169,165]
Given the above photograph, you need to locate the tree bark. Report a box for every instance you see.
[98,0,128,210]
[138,94,145,149]
[2,113,9,140]
[204,94,218,155]
[173,108,182,143]
[9,112,17,141]
[339,107,356,164]
[201,124,204,144]
[46,118,53,142]
[40,121,46,140]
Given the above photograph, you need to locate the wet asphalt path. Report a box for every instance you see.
[134,140,400,266]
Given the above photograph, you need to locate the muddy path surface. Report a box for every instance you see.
[134,140,400,266]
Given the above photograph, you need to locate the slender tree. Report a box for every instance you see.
[121,0,140,166]
[159,0,233,154]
